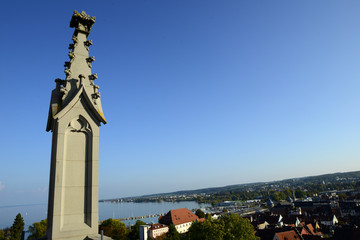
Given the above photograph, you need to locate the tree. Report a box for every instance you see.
[187,219,225,240]
[186,214,259,240]
[9,213,24,240]
[0,229,5,240]
[0,228,10,240]
[127,220,146,240]
[165,224,180,240]
[28,219,47,240]
[295,189,306,199]
[195,209,205,219]
[99,218,128,240]
[221,213,259,240]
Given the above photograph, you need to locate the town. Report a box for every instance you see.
[96,171,360,239]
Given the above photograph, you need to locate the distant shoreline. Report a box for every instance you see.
[0,203,46,209]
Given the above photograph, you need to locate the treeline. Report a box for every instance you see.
[118,172,360,206]
[126,180,360,206]
[194,181,360,206]
[0,217,150,240]
[0,213,25,240]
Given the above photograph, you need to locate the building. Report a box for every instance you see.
[159,208,201,233]
[148,223,169,239]
[139,225,150,240]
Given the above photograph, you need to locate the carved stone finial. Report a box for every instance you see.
[64,61,70,68]
[70,10,96,35]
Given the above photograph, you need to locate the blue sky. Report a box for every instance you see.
[0,0,359,205]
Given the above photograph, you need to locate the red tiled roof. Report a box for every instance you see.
[300,227,311,235]
[159,208,199,226]
[275,230,301,240]
[149,223,168,230]
[305,224,316,235]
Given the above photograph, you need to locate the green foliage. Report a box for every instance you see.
[165,224,180,240]
[195,209,205,219]
[338,193,347,201]
[27,219,47,240]
[9,213,24,240]
[295,189,306,199]
[187,219,225,240]
[187,214,259,240]
[99,218,128,240]
[127,220,146,240]
[0,229,5,240]
[221,214,259,240]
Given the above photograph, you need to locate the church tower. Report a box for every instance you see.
[46,11,107,240]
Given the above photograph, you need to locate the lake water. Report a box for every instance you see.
[0,201,210,229]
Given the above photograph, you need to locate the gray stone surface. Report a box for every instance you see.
[46,11,107,240]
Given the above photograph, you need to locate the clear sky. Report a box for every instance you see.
[0,0,359,205]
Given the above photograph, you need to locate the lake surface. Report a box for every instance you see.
[0,201,210,229]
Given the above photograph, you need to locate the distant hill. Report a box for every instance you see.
[102,170,360,201]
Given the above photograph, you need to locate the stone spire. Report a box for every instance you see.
[46,11,109,240]
[47,10,105,132]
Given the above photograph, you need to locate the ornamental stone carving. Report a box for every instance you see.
[84,40,93,51]
[68,52,75,62]
[60,86,68,100]
[68,43,75,50]
[64,68,71,79]
[70,10,96,35]
[68,116,92,133]
[79,74,86,85]
[87,56,95,68]
[72,35,78,46]
[55,78,66,86]
[89,73,98,85]
[89,73,98,80]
